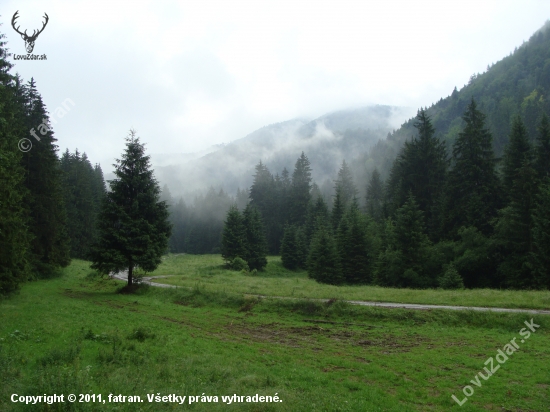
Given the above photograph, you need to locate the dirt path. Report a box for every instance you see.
[110,272,550,315]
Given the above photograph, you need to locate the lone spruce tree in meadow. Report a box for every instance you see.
[90,131,171,286]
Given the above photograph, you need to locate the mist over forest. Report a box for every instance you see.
[149,105,415,202]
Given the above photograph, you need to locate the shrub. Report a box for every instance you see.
[439,264,465,289]
[231,257,249,271]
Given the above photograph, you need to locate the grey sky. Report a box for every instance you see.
[2,0,550,172]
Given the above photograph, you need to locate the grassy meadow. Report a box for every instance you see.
[1,257,549,411]
[149,254,550,310]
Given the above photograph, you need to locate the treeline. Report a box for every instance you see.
[219,100,550,290]
[0,30,105,295]
[59,150,106,259]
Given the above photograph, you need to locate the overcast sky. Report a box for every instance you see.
[2,0,550,171]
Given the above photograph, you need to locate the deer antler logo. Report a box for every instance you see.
[11,11,49,54]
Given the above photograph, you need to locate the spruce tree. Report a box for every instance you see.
[442,99,501,237]
[331,190,345,231]
[289,152,312,226]
[332,160,357,229]
[385,109,447,240]
[0,28,32,294]
[249,161,279,253]
[365,168,384,222]
[22,78,70,275]
[375,193,432,288]
[334,160,357,207]
[534,114,550,181]
[280,224,299,270]
[221,205,247,265]
[242,204,268,270]
[530,178,550,289]
[307,225,342,285]
[304,194,330,249]
[494,156,538,288]
[337,201,371,284]
[502,115,532,201]
[90,131,171,285]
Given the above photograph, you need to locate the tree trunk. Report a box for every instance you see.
[128,262,133,286]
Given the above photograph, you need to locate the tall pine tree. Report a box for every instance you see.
[502,115,532,202]
[90,131,171,285]
[0,28,32,294]
[534,114,550,181]
[22,78,70,275]
[442,99,501,237]
[337,201,371,284]
[385,109,447,240]
[307,225,342,285]
[365,168,384,222]
[375,193,433,288]
[221,205,247,265]
[530,178,550,289]
[289,152,312,226]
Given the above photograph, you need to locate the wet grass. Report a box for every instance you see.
[0,260,549,411]
[148,254,550,310]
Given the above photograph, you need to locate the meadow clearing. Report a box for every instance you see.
[1,256,549,411]
[149,254,550,310]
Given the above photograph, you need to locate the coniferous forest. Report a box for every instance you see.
[0,28,106,295]
[2,20,550,295]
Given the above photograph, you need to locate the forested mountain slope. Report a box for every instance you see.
[355,20,550,183]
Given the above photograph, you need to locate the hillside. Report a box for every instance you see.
[355,20,550,183]
[153,105,413,199]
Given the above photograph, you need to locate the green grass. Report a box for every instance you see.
[148,254,550,310]
[1,259,549,411]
